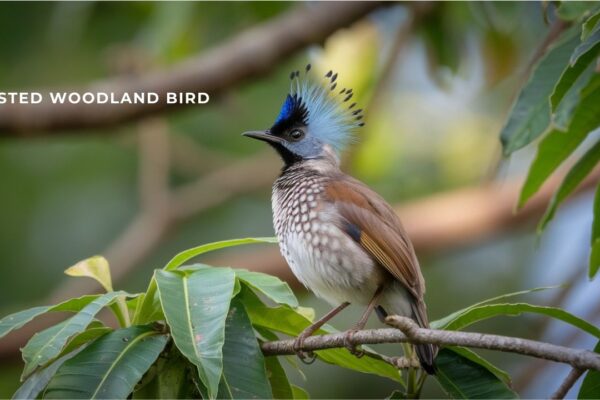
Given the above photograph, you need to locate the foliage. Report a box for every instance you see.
[579,341,600,399]
[435,348,518,399]
[499,3,600,278]
[2,238,599,399]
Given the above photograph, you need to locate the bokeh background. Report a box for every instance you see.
[1,2,598,398]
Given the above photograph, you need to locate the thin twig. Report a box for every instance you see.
[379,354,421,369]
[516,290,600,393]
[260,316,600,372]
[550,367,585,399]
[513,264,587,391]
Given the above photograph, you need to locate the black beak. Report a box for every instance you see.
[242,130,284,144]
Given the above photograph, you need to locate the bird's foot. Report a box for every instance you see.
[293,334,317,364]
[343,329,364,358]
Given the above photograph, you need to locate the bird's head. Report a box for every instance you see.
[243,64,364,166]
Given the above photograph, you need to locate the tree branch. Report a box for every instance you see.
[260,316,600,372]
[550,367,585,399]
[0,2,382,136]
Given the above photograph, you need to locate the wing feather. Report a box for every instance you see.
[325,176,425,299]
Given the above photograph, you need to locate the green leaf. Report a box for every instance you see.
[419,5,462,76]
[291,385,310,399]
[231,286,310,338]
[134,238,277,326]
[557,2,597,21]
[12,348,83,400]
[65,256,131,327]
[44,325,168,399]
[264,356,294,399]
[235,269,298,308]
[582,10,600,40]
[1,306,53,340]
[518,74,600,207]
[217,376,234,400]
[155,267,236,399]
[579,341,600,398]
[552,60,598,131]
[435,348,518,399]
[0,294,102,339]
[448,347,512,386]
[431,285,558,329]
[591,185,600,279]
[21,291,126,378]
[219,297,272,399]
[591,239,600,280]
[239,285,404,384]
[133,348,197,399]
[539,139,600,231]
[165,237,278,271]
[386,390,407,399]
[550,37,600,121]
[64,256,113,292]
[438,302,600,339]
[58,322,112,358]
[130,292,164,325]
[500,27,580,155]
[571,21,600,64]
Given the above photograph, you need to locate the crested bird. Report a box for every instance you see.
[242,65,437,374]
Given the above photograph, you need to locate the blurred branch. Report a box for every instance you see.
[260,316,600,373]
[367,2,433,113]
[169,133,235,177]
[170,149,279,221]
[550,367,585,399]
[48,118,172,301]
[0,2,383,136]
[48,144,278,303]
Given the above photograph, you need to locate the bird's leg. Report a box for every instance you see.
[344,285,384,357]
[293,301,350,364]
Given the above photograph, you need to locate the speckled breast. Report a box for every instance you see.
[271,165,380,306]
[272,166,324,250]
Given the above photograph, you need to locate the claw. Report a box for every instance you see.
[293,334,317,364]
[298,350,317,364]
[343,330,364,357]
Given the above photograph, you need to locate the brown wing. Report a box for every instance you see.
[325,174,425,300]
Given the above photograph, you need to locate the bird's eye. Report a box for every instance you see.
[289,129,304,141]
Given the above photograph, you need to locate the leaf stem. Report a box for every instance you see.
[133,277,158,325]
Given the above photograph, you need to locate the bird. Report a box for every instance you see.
[242,64,437,374]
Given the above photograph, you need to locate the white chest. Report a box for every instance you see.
[271,172,381,306]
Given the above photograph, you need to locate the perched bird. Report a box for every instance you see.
[242,65,437,374]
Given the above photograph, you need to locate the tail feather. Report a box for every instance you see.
[380,285,438,374]
[410,300,438,375]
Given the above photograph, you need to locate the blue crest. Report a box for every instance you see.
[275,95,295,125]
[271,66,364,153]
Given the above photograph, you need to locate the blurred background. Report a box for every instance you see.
[0,2,598,398]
